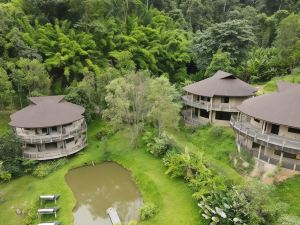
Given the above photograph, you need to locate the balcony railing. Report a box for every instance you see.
[181,109,209,126]
[230,117,300,152]
[182,96,238,112]
[23,140,88,160]
[17,123,87,144]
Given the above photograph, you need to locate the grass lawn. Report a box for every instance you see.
[270,175,300,216]
[0,111,10,134]
[0,120,204,225]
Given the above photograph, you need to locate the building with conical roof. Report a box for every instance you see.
[10,96,87,160]
[182,70,257,126]
[231,81,300,171]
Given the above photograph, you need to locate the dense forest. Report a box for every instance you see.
[1,0,300,116]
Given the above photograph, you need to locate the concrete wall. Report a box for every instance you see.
[212,96,248,106]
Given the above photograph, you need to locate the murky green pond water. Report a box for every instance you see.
[65,162,143,225]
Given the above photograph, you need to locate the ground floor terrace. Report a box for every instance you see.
[22,133,87,160]
[182,107,237,126]
[231,115,300,171]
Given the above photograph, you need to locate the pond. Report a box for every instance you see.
[65,162,143,225]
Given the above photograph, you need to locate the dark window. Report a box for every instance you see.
[42,128,48,133]
[52,127,57,132]
[215,111,231,121]
[288,127,300,134]
[66,137,74,143]
[254,118,260,123]
[274,150,296,159]
[200,96,210,102]
[27,144,36,148]
[200,109,209,118]
[252,142,260,149]
[221,97,229,103]
[196,95,200,101]
[271,124,280,135]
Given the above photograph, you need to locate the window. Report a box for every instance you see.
[252,142,260,149]
[52,127,57,132]
[254,118,260,123]
[221,96,229,103]
[215,111,231,121]
[200,109,209,118]
[274,150,296,159]
[27,144,36,148]
[66,137,74,143]
[288,127,300,134]
[200,96,211,102]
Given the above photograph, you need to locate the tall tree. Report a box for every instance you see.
[204,50,234,78]
[0,67,14,109]
[147,76,181,135]
[274,13,300,70]
[10,58,51,107]
[192,20,255,72]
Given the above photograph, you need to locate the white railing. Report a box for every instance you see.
[17,123,87,144]
[231,117,300,152]
[182,96,237,112]
[23,140,88,160]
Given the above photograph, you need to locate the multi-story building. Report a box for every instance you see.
[9,96,87,160]
[182,70,256,126]
[231,81,300,171]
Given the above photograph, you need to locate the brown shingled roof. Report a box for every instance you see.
[184,70,257,97]
[10,96,85,128]
[237,82,300,128]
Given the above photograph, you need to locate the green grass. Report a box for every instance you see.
[270,175,300,216]
[0,121,204,225]
[0,111,10,134]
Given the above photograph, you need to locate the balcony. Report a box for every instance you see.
[182,96,238,112]
[230,117,300,153]
[16,123,87,144]
[181,109,209,126]
[23,139,88,160]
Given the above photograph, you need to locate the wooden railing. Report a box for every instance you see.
[182,96,238,112]
[17,123,87,144]
[231,117,300,152]
[23,140,88,160]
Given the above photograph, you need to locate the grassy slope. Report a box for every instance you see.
[257,71,300,94]
[167,125,242,184]
[0,121,203,225]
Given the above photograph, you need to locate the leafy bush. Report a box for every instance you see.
[32,158,68,177]
[95,125,115,140]
[0,170,11,182]
[139,203,158,221]
[23,204,38,225]
[209,126,224,138]
[143,131,172,157]
[198,181,286,225]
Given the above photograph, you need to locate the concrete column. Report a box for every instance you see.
[279,151,284,164]
[258,145,262,159]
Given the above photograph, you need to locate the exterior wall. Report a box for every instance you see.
[183,92,253,126]
[233,117,300,171]
[278,125,300,140]
[15,118,87,160]
[212,96,248,106]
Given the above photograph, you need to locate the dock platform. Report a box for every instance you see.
[106,207,121,225]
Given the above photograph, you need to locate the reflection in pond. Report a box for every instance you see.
[65,162,143,225]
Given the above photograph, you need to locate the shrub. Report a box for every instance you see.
[209,126,224,138]
[23,204,38,225]
[139,203,158,221]
[32,158,67,177]
[143,131,172,157]
[95,125,115,140]
[0,170,11,182]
